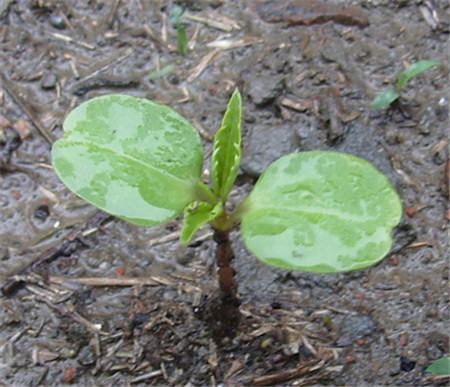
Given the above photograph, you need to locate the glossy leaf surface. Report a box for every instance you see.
[426,357,450,376]
[371,88,399,109]
[212,89,242,203]
[241,151,402,273]
[181,201,223,244]
[396,60,440,91]
[52,94,203,226]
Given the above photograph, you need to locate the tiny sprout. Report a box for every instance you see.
[371,60,440,109]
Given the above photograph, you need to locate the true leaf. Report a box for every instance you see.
[371,88,399,109]
[240,151,402,273]
[181,201,223,244]
[52,94,203,226]
[396,60,440,91]
[426,357,450,376]
[212,89,242,203]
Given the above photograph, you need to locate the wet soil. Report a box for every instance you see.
[0,0,449,385]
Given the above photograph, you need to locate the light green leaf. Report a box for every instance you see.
[396,60,440,91]
[52,94,204,226]
[181,201,223,244]
[240,151,402,273]
[212,89,242,203]
[426,357,450,376]
[371,88,399,109]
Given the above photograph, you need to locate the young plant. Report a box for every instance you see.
[371,60,440,109]
[52,91,402,301]
[170,5,188,56]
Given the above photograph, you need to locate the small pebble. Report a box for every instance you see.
[50,14,66,29]
[345,352,357,364]
[389,255,400,266]
[34,205,50,221]
[78,346,95,366]
[400,356,416,372]
[0,114,11,129]
[41,72,58,90]
[64,367,76,384]
[13,119,32,140]
[99,261,110,271]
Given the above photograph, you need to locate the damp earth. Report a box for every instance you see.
[0,1,448,385]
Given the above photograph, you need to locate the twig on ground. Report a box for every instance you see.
[185,13,240,32]
[0,72,55,143]
[48,275,202,293]
[187,49,221,82]
[130,370,163,384]
[1,212,112,296]
[50,32,95,50]
[107,0,121,27]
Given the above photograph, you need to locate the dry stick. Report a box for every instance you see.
[49,275,202,293]
[107,0,121,27]
[35,295,108,335]
[0,72,55,144]
[71,48,133,88]
[1,212,112,296]
[251,359,325,386]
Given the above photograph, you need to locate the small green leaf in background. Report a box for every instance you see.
[170,4,184,25]
[212,89,242,203]
[181,201,223,244]
[396,60,440,91]
[148,64,175,81]
[52,94,204,227]
[371,88,399,109]
[170,5,188,56]
[426,357,450,376]
[240,151,402,273]
[177,24,188,56]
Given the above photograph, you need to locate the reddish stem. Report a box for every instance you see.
[213,228,237,300]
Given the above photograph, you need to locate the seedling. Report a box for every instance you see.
[371,60,440,109]
[52,91,402,302]
[170,5,188,56]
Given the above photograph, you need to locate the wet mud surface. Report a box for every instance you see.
[0,0,449,385]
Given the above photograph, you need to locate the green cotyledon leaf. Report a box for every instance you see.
[212,89,242,203]
[240,151,402,273]
[181,201,223,244]
[52,94,204,226]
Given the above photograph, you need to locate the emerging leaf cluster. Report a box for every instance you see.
[52,91,402,273]
[371,60,440,109]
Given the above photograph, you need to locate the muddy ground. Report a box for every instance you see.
[0,0,449,385]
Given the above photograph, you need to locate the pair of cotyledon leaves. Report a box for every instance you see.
[52,91,402,273]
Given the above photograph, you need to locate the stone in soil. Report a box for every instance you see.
[50,14,66,29]
[400,356,416,372]
[247,76,284,107]
[41,72,58,90]
[336,314,375,347]
[241,122,300,177]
